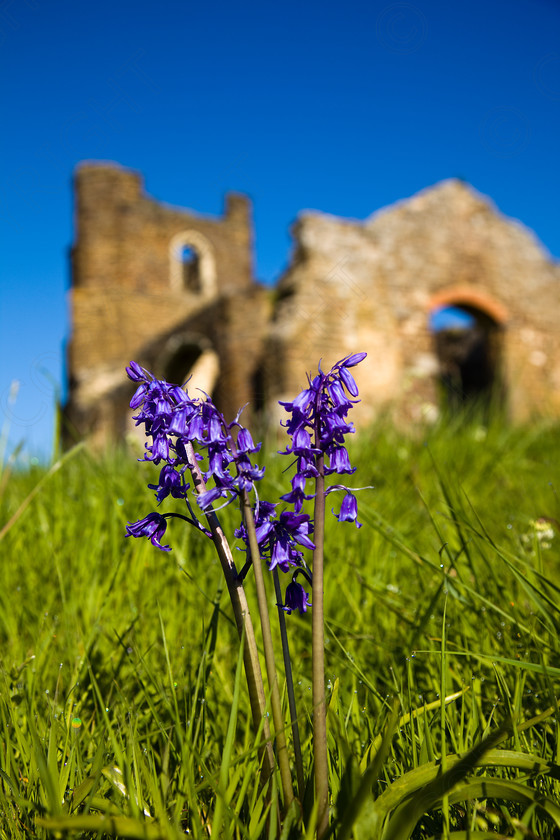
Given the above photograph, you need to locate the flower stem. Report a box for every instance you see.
[186,443,275,784]
[272,567,305,802]
[312,460,329,839]
[242,491,295,810]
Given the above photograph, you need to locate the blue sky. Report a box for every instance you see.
[1,0,559,462]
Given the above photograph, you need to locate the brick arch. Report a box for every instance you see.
[427,286,508,414]
[428,286,509,325]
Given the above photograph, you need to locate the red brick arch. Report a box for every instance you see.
[428,286,509,325]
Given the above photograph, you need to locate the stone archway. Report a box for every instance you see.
[159,334,220,397]
[428,288,508,413]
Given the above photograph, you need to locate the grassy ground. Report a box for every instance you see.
[0,416,559,838]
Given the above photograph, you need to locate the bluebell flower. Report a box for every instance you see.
[233,454,265,493]
[168,404,195,436]
[236,426,261,454]
[256,511,316,573]
[279,352,367,528]
[332,492,362,528]
[254,500,278,525]
[281,473,315,513]
[327,379,353,412]
[324,444,355,475]
[148,464,189,503]
[126,361,266,499]
[197,486,230,511]
[282,580,311,615]
[148,433,170,464]
[234,500,278,548]
[125,512,171,551]
[125,361,148,382]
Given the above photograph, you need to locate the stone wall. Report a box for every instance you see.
[267,180,560,427]
[64,164,560,447]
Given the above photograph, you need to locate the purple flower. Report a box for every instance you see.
[234,500,278,549]
[282,580,311,615]
[233,454,265,492]
[146,434,170,464]
[125,512,171,551]
[279,387,315,414]
[126,361,148,382]
[236,426,261,454]
[148,464,189,503]
[332,492,362,528]
[206,442,234,483]
[256,511,316,573]
[338,367,360,397]
[168,404,195,436]
[324,444,355,475]
[281,473,315,513]
[130,383,148,409]
[328,380,353,412]
[280,426,319,459]
[278,353,366,524]
[341,352,368,367]
[197,486,230,511]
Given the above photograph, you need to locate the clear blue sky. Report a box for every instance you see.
[1,0,559,462]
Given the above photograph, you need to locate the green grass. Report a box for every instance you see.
[1,416,559,838]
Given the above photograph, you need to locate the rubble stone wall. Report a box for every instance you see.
[64,164,560,447]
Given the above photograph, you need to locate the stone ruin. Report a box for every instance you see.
[63,161,560,447]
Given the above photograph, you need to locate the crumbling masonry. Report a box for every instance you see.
[64,162,560,446]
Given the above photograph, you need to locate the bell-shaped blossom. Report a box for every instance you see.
[256,511,316,573]
[126,361,148,382]
[196,485,231,511]
[338,366,360,397]
[148,464,189,503]
[236,426,261,454]
[168,405,195,436]
[332,492,362,528]
[281,473,315,513]
[324,444,355,475]
[125,512,171,551]
[130,383,149,409]
[146,434,170,465]
[282,580,311,615]
[341,352,368,367]
[233,454,265,493]
[279,352,367,530]
[328,379,353,412]
[234,500,278,550]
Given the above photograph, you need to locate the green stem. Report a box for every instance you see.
[185,443,275,784]
[312,461,329,839]
[272,568,305,803]
[242,491,295,809]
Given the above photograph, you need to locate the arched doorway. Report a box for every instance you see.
[160,335,220,397]
[428,290,507,415]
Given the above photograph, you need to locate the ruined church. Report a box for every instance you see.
[64,162,560,446]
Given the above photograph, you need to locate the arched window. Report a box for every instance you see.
[180,245,200,293]
[169,230,217,296]
[428,289,508,414]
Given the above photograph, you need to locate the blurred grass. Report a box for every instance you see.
[0,416,559,837]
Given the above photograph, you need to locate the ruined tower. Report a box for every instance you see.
[64,162,270,447]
